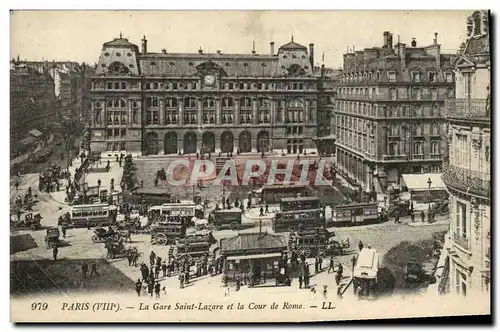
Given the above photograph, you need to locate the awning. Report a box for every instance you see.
[401,173,445,191]
[29,129,43,137]
[19,136,36,146]
[226,252,282,261]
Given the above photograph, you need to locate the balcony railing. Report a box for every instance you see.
[453,232,470,251]
[442,162,491,197]
[445,98,490,118]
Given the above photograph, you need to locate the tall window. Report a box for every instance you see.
[411,71,421,82]
[203,98,215,124]
[428,71,436,82]
[389,142,398,155]
[222,97,234,107]
[413,141,422,155]
[455,201,468,248]
[388,72,396,82]
[389,88,397,100]
[430,141,439,154]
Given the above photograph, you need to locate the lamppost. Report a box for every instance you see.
[427,177,432,214]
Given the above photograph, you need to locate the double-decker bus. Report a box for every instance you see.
[256,184,310,204]
[329,202,379,226]
[272,208,325,233]
[123,188,172,205]
[280,196,321,212]
[69,203,117,228]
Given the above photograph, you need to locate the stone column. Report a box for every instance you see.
[178,97,184,126]
[159,98,165,125]
[215,97,221,125]
[281,99,286,123]
[305,99,310,123]
[234,98,240,125]
[252,98,258,125]
[197,98,203,127]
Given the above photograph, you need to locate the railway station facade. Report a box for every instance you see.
[89,35,336,156]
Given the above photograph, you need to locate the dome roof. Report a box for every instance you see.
[103,37,137,48]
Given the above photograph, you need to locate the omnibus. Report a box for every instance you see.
[280,196,321,212]
[148,201,203,226]
[69,203,117,228]
[329,202,379,226]
[256,184,310,204]
[272,208,325,233]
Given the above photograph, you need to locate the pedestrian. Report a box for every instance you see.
[358,241,364,252]
[259,206,264,217]
[82,261,89,278]
[61,225,67,238]
[127,253,133,266]
[150,267,155,285]
[154,178,158,187]
[135,279,142,297]
[323,285,328,298]
[140,180,144,188]
[87,219,91,230]
[154,282,161,299]
[179,272,185,289]
[265,204,269,214]
[161,261,167,277]
[155,265,160,279]
[90,261,100,277]
[147,282,153,297]
[338,262,343,277]
[132,252,138,267]
[150,251,156,266]
[395,214,400,224]
[318,256,323,271]
[420,210,425,223]
[298,275,303,289]
[14,180,19,191]
[52,247,59,261]
[350,255,357,271]
[314,257,319,274]
[337,285,343,299]
[328,256,335,273]
[410,212,415,223]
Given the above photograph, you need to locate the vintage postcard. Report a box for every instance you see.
[9,10,491,322]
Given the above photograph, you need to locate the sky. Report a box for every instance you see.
[10,10,471,68]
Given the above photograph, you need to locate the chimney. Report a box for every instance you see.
[434,32,438,45]
[309,43,315,68]
[270,41,275,56]
[198,47,203,54]
[216,50,221,55]
[141,35,147,54]
[321,64,325,78]
[161,48,166,54]
[252,41,256,55]
[397,43,406,69]
[383,31,390,47]
[411,38,417,47]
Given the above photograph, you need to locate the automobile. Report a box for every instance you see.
[45,228,60,249]
[404,260,423,284]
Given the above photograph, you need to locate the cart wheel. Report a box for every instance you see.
[230,222,239,231]
[107,252,114,259]
[155,233,167,246]
[298,246,307,257]
[304,247,311,258]
[92,235,99,243]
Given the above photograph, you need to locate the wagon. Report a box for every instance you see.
[12,212,42,231]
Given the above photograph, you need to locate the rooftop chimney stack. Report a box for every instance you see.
[388,33,393,49]
[411,38,417,47]
[141,35,148,54]
[383,31,390,47]
[252,41,256,55]
[309,43,315,68]
[198,47,203,54]
[216,50,221,55]
[161,48,166,54]
[270,41,275,55]
[434,32,438,45]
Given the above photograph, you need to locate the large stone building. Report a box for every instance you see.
[440,10,490,296]
[89,35,334,155]
[10,64,57,141]
[335,32,456,197]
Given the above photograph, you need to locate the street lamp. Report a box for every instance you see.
[427,177,432,215]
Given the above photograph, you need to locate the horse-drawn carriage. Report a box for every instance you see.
[287,227,350,258]
[150,221,186,246]
[174,231,217,264]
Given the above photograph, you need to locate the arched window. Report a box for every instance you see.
[165,98,178,108]
[222,97,234,107]
[109,61,128,75]
[146,97,158,108]
[184,97,197,108]
[203,97,215,108]
[240,97,252,108]
[106,98,126,108]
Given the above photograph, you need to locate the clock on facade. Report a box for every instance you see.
[203,75,216,86]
